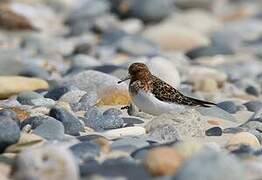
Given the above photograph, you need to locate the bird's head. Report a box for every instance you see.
[118,63,151,84]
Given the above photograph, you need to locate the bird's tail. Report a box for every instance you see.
[187,97,216,107]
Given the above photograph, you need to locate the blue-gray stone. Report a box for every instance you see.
[173,150,245,180]
[103,108,122,117]
[205,127,222,136]
[44,85,78,101]
[217,101,237,114]
[148,124,180,143]
[84,107,124,130]
[0,116,20,152]
[70,142,100,163]
[49,107,84,136]
[197,106,236,122]
[111,137,150,152]
[17,91,43,105]
[33,117,65,140]
[244,100,262,112]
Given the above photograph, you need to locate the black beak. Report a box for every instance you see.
[118,75,130,84]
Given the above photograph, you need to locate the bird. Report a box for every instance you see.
[118,62,216,116]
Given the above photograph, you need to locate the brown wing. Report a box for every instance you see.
[151,75,216,107]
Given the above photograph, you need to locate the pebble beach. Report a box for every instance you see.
[0,0,262,179]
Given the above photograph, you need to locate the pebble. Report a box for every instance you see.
[101,127,146,140]
[44,85,78,101]
[148,124,180,143]
[0,116,20,153]
[117,35,159,56]
[173,150,245,180]
[205,127,223,136]
[197,105,236,122]
[227,132,261,149]
[17,91,43,104]
[70,142,100,163]
[186,43,233,59]
[243,100,262,112]
[111,137,149,152]
[11,145,79,180]
[143,147,183,176]
[143,22,209,51]
[217,101,238,114]
[33,117,65,140]
[59,90,86,104]
[49,107,84,136]
[113,0,173,23]
[84,107,124,130]
[0,76,49,99]
[62,70,127,96]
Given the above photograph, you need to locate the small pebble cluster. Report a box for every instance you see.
[0,0,262,180]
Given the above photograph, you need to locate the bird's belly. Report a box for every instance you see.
[131,91,185,116]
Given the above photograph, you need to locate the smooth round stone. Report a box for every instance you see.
[71,54,101,69]
[59,90,87,104]
[62,70,127,95]
[111,137,150,152]
[71,92,98,112]
[143,22,209,51]
[227,132,260,149]
[92,64,124,74]
[84,107,124,130]
[173,150,245,180]
[18,65,50,80]
[174,141,204,159]
[0,116,20,153]
[0,108,19,122]
[70,142,100,163]
[33,118,65,140]
[77,135,110,153]
[44,85,78,101]
[143,147,183,176]
[186,44,233,59]
[49,107,84,136]
[101,127,146,140]
[17,91,43,104]
[217,101,238,114]
[246,85,260,96]
[205,127,222,136]
[21,116,46,129]
[117,35,159,56]
[84,157,150,179]
[11,145,79,180]
[0,76,49,99]
[29,98,56,107]
[197,105,236,122]
[66,0,110,24]
[79,159,100,177]
[113,0,173,23]
[148,124,180,143]
[243,100,262,112]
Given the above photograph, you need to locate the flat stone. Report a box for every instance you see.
[0,76,49,99]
